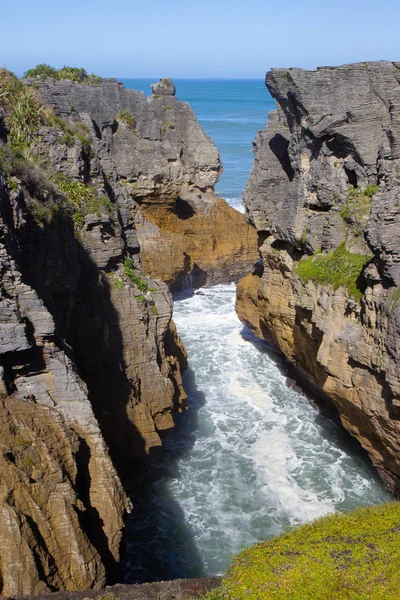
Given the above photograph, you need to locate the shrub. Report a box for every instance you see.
[58,66,87,83]
[24,64,103,85]
[25,64,59,80]
[0,70,52,152]
[204,502,400,600]
[296,244,370,301]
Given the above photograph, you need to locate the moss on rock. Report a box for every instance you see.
[204,502,400,600]
[295,244,370,301]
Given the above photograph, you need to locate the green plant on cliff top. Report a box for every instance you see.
[203,502,400,600]
[0,70,52,152]
[296,244,370,301]
[25,64,102,85]
[24,64,59,80]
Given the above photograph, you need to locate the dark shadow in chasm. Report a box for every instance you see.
[122,366,207,583]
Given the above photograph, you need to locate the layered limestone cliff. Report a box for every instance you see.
[236,61,400,493]
[0,74,255,595]
[0,167,130,595]
[35,77,258,292]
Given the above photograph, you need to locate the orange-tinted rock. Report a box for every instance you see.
[136,189,258,292]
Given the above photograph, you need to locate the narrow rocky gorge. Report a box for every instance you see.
[236,60,400,494]
[0,74,257,595]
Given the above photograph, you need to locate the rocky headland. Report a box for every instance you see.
[236,60,400,494]
[0,71,256,596]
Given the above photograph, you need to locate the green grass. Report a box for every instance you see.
[296,244,370,301]
[25,64,102,85]
[0,70,51,152]
[113,276,124,290]
[123,257,148,292]
[340,185,378,236]
[388,286,400,310]
[55,173,112,229]
[117,109,136,131]
[1,68,93,155]
[204,502,400,600]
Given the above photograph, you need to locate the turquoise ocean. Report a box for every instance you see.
[121,78,274,207]
[121,80,390,583]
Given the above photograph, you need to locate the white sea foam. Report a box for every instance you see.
[125,284,390,581]
[222,197,245,213]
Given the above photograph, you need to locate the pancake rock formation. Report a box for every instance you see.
[36,77,258,293]
[0,73,253,594]
[236,61,400,493]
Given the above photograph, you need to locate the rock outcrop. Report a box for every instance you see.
[0,168,130,595]
[35,78,258,293]
[236,61,400,493]
[0,73,253,595]
[3,577,221,600]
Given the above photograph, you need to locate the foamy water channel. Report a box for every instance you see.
[124,284,390,581]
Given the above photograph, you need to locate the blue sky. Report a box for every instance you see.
[1,0,399,78]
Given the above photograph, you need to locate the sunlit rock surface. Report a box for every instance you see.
[237,61,400,494]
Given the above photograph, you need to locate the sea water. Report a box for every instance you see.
[121,78,274,208]
[122,80,390,582]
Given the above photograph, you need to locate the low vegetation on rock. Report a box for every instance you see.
[123,257,149,292]
[25,64,102,85]
[0,68,51,152]
[55,173,112,228]
[295,244,370,301]
[117,109,136,131]
[204,502,400,600]
[340,185,379,235]
[0,68,92,155]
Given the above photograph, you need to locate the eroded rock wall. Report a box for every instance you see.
[236,61,400,493]
[0,73,255,595]
[35,78,258,292]
[0,171,130,595]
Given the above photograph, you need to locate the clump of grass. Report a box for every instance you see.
[340,185,378,236]
[388,286,400,310]
[113,276,124,290]
[151,305,158,315]
[59,130,75,147]
[25,64,102,85]
[24,64,59,80]
[123,257,148,292]
[55,173,112,229]
[1,68,93,156]
[0,70,52,152]
[296,244,370,301]
[117,109,136,131]
[204,502,400,600]
[0,142,64,211]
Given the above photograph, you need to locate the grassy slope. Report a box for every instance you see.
[203,502,400,599]
[295,244,370,301]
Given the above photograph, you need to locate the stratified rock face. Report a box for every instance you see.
[35,78,258,292]
[0,172,130,596]
[0,73,250,594]
[237,61,400,493]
